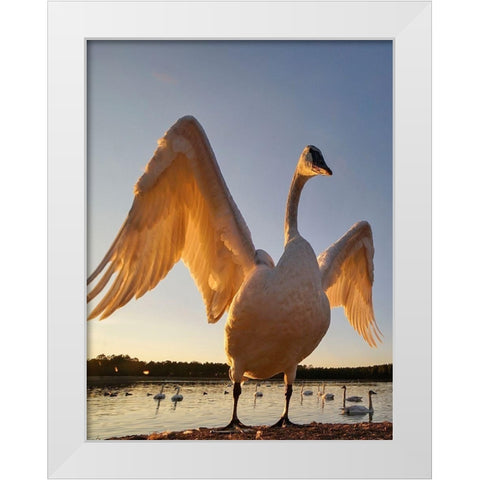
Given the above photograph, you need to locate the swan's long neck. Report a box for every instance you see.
[368,393,373,410]
[342,388,346,408]
[284,171,308,245]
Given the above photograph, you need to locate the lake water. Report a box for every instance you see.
[87,380,392,440]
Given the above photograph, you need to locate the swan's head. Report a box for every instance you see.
[368,390,377,395]
[341,385,346,390]
[297,145,332,177]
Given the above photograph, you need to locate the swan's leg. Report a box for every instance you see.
[218,382,249,430]
[270,384,298,427]
[271,370,300,428]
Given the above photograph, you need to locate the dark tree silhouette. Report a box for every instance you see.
[87,354,392,381]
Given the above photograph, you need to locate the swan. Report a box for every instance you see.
[342,390,376,415]
[153,385,165,400]
[319,383,334,400]
[254,385,263,397]
[341,385,363,403]
[171,386,183,402]
[87,116,381,428]
[301,384,314,396]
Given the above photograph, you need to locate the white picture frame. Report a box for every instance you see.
[48,1,431,478]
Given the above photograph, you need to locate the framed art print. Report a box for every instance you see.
[48,1,431,478]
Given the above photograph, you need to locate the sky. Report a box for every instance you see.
[87,40,392,368]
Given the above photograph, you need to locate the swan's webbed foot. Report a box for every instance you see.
[270,416,299,428]
[212,416,251,433]
[213,416,250,433]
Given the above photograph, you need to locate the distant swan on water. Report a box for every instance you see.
[319,383,334,400]
[254,385,263,397]
[341,385,363,403]
[171,386,183,402]
[342,390,376,415]
[301,384,314,396]
[153,385,165,400]
[87,116,381,429]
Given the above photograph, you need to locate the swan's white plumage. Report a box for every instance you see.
[87,116,382,426]
[225,235,330,383]
[318,221,381,347]
[87,116,256,322]
[342,405,369,415]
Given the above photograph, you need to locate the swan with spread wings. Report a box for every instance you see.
[87,116,381,428]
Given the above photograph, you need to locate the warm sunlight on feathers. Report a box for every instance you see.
[87,116,256,322]
[87,115,381,427]
[318,221,381,347]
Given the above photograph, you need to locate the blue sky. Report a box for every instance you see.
[87,40,392,367]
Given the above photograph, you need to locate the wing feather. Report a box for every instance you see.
[318,221,382,347]
[88,116,256,322]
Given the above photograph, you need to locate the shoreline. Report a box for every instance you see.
[107,421,393,440]
[88,376,392,386]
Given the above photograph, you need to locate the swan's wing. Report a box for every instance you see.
[317,221,382,347]
[88,116,256,322]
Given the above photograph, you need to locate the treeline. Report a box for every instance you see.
[87,354,392,381]
[296,363,392,381]
[87,354,230,378]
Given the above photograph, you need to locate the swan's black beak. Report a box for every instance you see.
[314,164,332,176]
[309,145,332,176]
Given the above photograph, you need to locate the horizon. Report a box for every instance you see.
[87,352,393,369]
